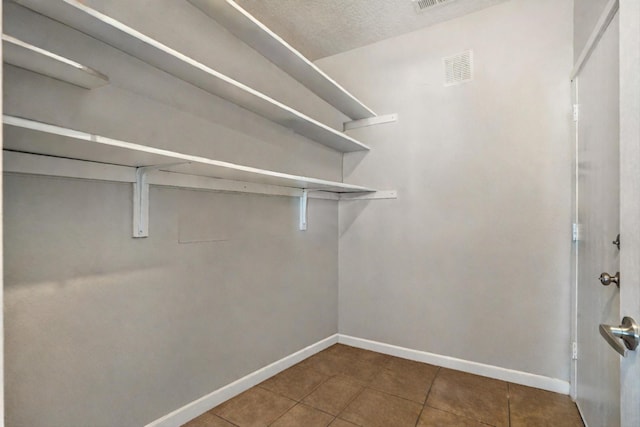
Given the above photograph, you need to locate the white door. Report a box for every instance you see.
[575,10,620,427]
[617,1,640,425]
[574,2,640,426]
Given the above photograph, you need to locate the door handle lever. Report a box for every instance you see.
[599,316,639,357]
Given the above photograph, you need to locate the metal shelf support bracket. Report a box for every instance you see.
[133,163,188,238]
[299,189,309,231]
[133,166,150,238]
[344,113,398,131]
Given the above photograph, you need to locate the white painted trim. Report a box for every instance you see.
[0,2,5,424]
[338,335,571,395]
[145,334,338,427]
[571,0,619,80]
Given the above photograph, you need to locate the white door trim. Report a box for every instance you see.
[0,0,4,424]
[618,1,640,425]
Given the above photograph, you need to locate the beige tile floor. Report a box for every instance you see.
[183,344,584,427]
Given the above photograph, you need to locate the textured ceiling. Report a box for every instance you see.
[234,0,510,60]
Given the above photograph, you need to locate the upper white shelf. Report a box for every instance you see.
[187,0,376,121]
[2,34,109,89]
[3,115,376,194]
[13,0,369,153]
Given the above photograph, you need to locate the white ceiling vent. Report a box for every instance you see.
[412,0,454,14]
[443,50,473,86]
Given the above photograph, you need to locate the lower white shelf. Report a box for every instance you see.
[4,115,394,236]
[3,115,374,193]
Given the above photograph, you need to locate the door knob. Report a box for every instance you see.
[599,317,639,356]
[599,272,619,287]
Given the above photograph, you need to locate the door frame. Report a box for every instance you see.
[1,0,5,424]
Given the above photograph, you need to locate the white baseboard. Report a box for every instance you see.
[338,335,571,395]
[147,332,572,427]
[145,334,338,427]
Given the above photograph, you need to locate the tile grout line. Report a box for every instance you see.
[419,367,500,426]
[266,401,301,427]
[507,382,512,427]
[424,367,511,426]
[333,381,369,425]
[414,366,441,427]
[213,412,240,427]
[301,393,345,418]
[364,384,436,406]
[298,368,335,402]
[257,363,330,403]
[189,412,240,427]
[254,384,300,404]
[261,366,338,426]
[268,345,376,425]
[420,403,498,427]
[325,346,389,420]
[358,357,439,406]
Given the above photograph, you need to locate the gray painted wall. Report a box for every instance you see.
[3,1,342,426]
[318,0,574,381]
[574,0,612,60]
[4,0,580,425]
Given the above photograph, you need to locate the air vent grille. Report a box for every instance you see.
[443,50,473,86]
[413,0,453,13]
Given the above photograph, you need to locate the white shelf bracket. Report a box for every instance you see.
[338,190,398,200]
[133,167,150,238]
[299,189,309,231]
[344,114,398,131]
[133,163,188,238]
